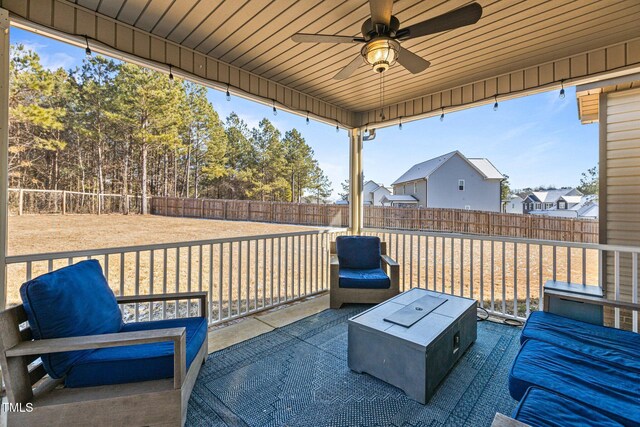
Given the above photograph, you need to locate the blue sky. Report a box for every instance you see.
[11,27,598,199]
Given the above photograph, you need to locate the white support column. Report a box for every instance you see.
[0,8,9,309]
[348,127,363,235]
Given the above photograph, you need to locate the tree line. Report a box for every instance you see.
[8,45,332,213]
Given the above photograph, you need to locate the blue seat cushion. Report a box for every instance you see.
[19,260,123,379]
[509,340,640,426]
[336,236,381,270]
[513,387,624,427]
[64,317,207,388]
[339,268,390,289]
[521,311,640,371]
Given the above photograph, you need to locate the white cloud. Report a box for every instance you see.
[17,40,76,71]
[39,52,75,71]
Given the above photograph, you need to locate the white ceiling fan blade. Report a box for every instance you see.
[334,55,364,80]
[397,46,430,74]
[369,0,393,27]
[291,34,364,44]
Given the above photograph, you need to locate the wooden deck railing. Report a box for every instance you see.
[5,229,346,325]
[5,229,638,329]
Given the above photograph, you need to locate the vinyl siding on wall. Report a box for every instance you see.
[602,87,640,329]
[426,154,501,212]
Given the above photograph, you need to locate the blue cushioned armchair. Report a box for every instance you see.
[330,236,399,309]
[0,260,208,427]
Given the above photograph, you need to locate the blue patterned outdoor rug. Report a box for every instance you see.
[187,305,520,427]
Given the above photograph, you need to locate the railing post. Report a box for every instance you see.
[18,188,23,215]
[0,9,8,308]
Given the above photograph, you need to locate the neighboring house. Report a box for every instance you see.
[503,193,526,214]
[529,194,599,219]
[522,188,583,214]
[391,151,504,212]
[363,180,392,206]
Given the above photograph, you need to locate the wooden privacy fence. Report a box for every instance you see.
[151,197,349,227]
[150,197,599,243]
[8,188,149,215]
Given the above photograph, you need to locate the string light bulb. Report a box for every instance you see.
[84,35,92,56]
[440,108,445,122]
[225,84,231,101]
[493,95,499,111]
[398,116,403,130]
[272,100,277,116]
[168,64,174,81]
[306,111,310,125]
[559,80,565,99]
[336,122,339,133]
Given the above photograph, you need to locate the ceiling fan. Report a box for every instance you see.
[291,0,483,80]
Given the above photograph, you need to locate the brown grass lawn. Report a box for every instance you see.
[8,214,315,255]
[6,214,596,320]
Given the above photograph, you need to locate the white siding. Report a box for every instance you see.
[603,87,640,329]
[427,153,501,212]
[504,197,524,214]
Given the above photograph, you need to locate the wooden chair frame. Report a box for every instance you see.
[0,292,208,427]
[330,241,400,309]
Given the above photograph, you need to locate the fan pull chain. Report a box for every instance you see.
[379,72,385,121]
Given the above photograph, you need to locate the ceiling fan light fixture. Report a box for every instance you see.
[362,38,399,73]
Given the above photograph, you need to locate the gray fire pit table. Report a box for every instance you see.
[348,288,477,404]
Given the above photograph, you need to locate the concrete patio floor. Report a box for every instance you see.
[207,294,330,353]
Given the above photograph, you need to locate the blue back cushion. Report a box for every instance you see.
[20,260,123,379]
[336,236,381,270]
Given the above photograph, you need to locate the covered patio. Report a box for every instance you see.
[1,1,640,426]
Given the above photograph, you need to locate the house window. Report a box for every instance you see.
[464,205,471,210]
[458,179,465,191]
[535,203,541,209]
[558,201,567,209]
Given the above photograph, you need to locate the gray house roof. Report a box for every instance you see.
[527,188,583,204]
[467,158,504,180]
[392,151,503,185]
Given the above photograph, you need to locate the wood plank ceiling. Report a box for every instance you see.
[29,1,640,121]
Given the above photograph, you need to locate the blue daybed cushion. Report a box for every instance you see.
[521,311,640,371]
[19,260,123,379]
[509,340,640,426]
[513,387,624,427]
[65,316,207,388]
[339,268,390,289]
[336,236,381,270]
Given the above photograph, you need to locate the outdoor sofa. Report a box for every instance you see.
[505,307,640,426]
[0,259,208,427]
